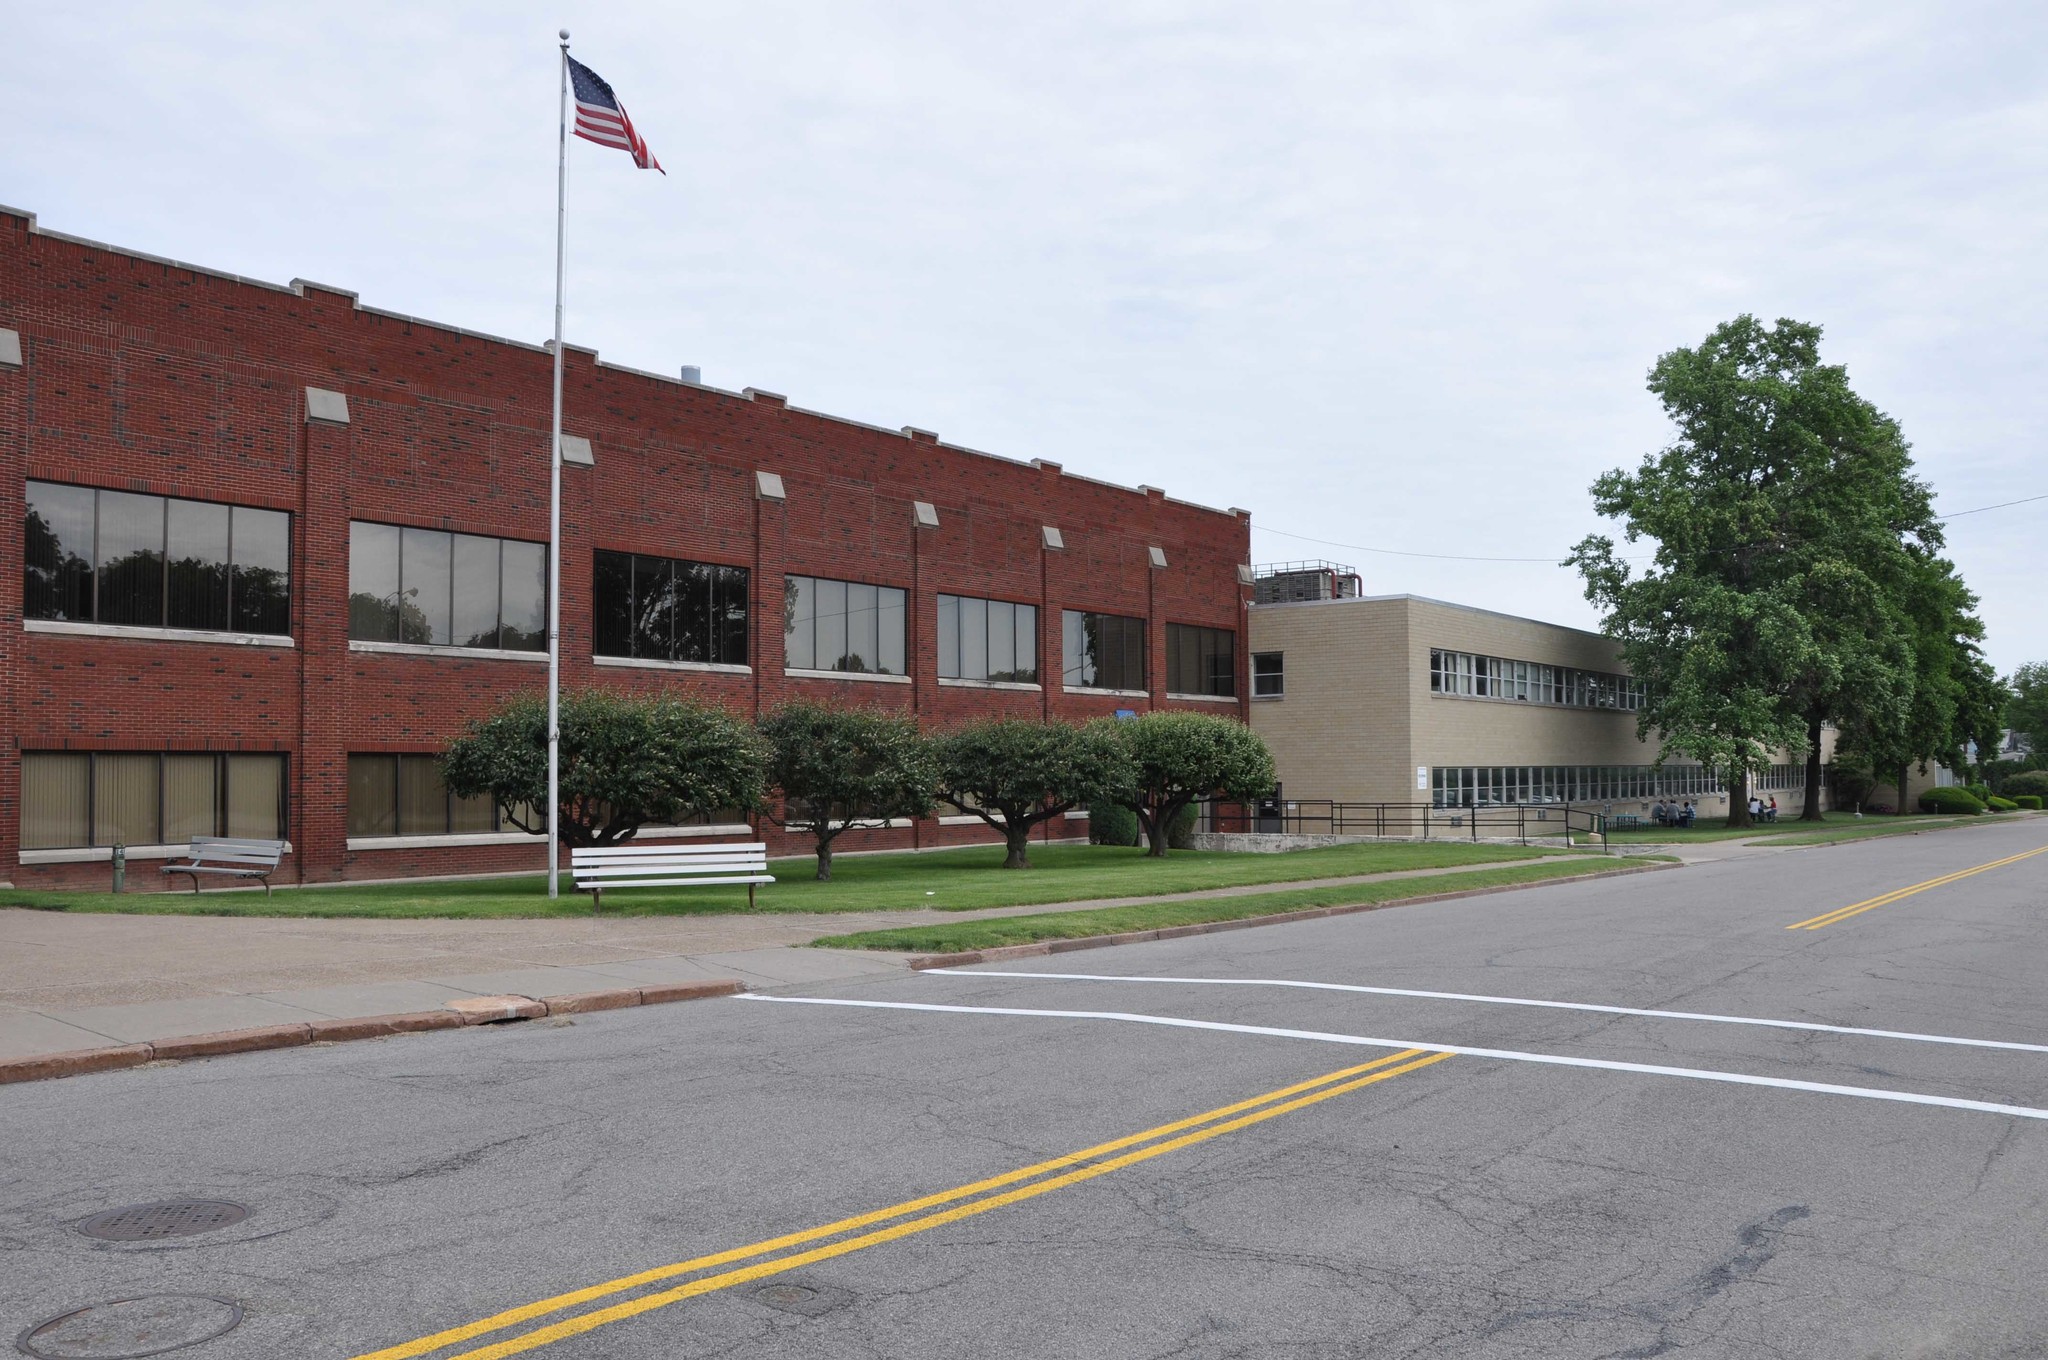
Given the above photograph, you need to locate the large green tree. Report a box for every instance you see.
[931,718,1135,869]
[757,703,937,880]
[2008,662,2048,756]
[1835,554,2006,812]
[442,690,769,847]
[1570,315,1942,828]
[1114,712,1276,857]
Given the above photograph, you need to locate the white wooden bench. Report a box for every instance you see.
[161,836,287,895]
[569,841,774,911]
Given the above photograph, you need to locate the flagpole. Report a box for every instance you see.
[546,29,570,899]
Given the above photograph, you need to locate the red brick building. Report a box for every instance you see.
[0,206,1253,888]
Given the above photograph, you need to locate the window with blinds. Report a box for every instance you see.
[20,752,286,849]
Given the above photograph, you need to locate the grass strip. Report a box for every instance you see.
[811,855,1675,953]
[0,841,1565,920]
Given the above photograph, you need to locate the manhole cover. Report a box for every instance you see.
[77,1202,249,1243]
[747,1278,852,1318]
[16,1294,243,1359]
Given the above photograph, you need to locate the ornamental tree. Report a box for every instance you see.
[441,689,769,848]
[932,718,1136,869]
[1114,712,1276,857]
[757,703,938,880]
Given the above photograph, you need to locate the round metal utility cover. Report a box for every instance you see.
[16,1295,243,1359]
[77,1202,249,1243]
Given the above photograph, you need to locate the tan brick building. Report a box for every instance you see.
[1244,577,1837,821]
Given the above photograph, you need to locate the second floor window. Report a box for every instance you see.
[1167,623,1237,697]
[785,575,906,675]
[593,551,749,665]
[1252,651,1284,697]
[348,523,545,651]
[1062,610,1146,691]
[26,481,291,635]
[937,594,1038,683]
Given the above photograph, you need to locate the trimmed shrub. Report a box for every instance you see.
[1167,803,1200,850]
[1918,787,1986,815]
[1965,783,1993,803]
[2001,770,2048,800]
[1987,795,2019,812]
[1088,802,1142,847]
[2015,795,2044,810]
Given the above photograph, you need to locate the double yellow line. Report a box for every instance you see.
[1788,846,2048,930]
[351,1048,1453,1360]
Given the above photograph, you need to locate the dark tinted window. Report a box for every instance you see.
[348,522,544,652]
[784,575,906,675]
[1167,624,1236,697]
[25,481,290,635]
[593,551,749,665]
[1063,610,1146,691]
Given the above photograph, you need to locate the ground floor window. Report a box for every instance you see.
[1251,651,1284,697]
[21,751,286,849]
[347,754,510,837]
[1428,763,1723,808]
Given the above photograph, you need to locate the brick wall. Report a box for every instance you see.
[0,207,1252,887]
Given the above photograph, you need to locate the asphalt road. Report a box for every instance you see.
[6,819,2048,1360]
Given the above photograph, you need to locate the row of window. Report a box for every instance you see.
[1429,764,1722,809]
[1429,650,1647,711]
[25,488,1241,692]
[1755,764,1806,791]
[26,481,291,635]
[21,752,288,850]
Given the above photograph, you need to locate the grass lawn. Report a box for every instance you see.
[812,855,1675,953]
[0,839,1576,920]
[1591,811,1976,845]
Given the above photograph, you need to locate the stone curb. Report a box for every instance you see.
[908,860,1683,970]
[0,979,745,1087]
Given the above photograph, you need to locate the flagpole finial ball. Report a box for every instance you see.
[559,28,570,41]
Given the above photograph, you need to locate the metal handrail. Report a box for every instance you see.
[1201,799,1610,853]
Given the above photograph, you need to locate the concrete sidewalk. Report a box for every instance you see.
[0,854,1649,1061]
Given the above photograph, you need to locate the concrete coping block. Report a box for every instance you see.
[560,434,594,466]
[305,386,350,424]
[1236,563,1256,585]
[755,470,787,501]
[0,1043,155,1086]
[1041,525,1064,551]
[0,327,22,368]
[912,500,940,528]
[638,979,745,1005]
[445,995,547,1024]
[152,1023,314,1061]
[1148,545,1169,569]
[308,1010,465,1042]
[540,988,643,1016]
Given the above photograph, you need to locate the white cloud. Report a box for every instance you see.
[7,0,2042,670]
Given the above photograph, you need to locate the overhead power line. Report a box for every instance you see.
[1251,491,2042,566]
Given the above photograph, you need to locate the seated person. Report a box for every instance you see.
[1652,799,1672,825]
[1679,801,1696,827]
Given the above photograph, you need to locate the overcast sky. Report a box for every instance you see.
[8,1,2043,672]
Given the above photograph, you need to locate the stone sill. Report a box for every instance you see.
[22,841,295,864]
[1432,691,1639,714]
[938,677,1042,692]
[1166,692,1239,704]
[26,619,295,649]
[593,656,751,675]
[785,668,911,685]
[349,640,548,663]
[1062,685,1149,699]
[346,823,756,852]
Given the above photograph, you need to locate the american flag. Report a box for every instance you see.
[568,56,663,173]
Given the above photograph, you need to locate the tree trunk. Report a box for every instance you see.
[1138,806,1169,857]
[814,836,834,881]
[1895,762,1910,815]
[1727,761,1752,828]
[1003,821,1033,870]
[1800,713,1826,822]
